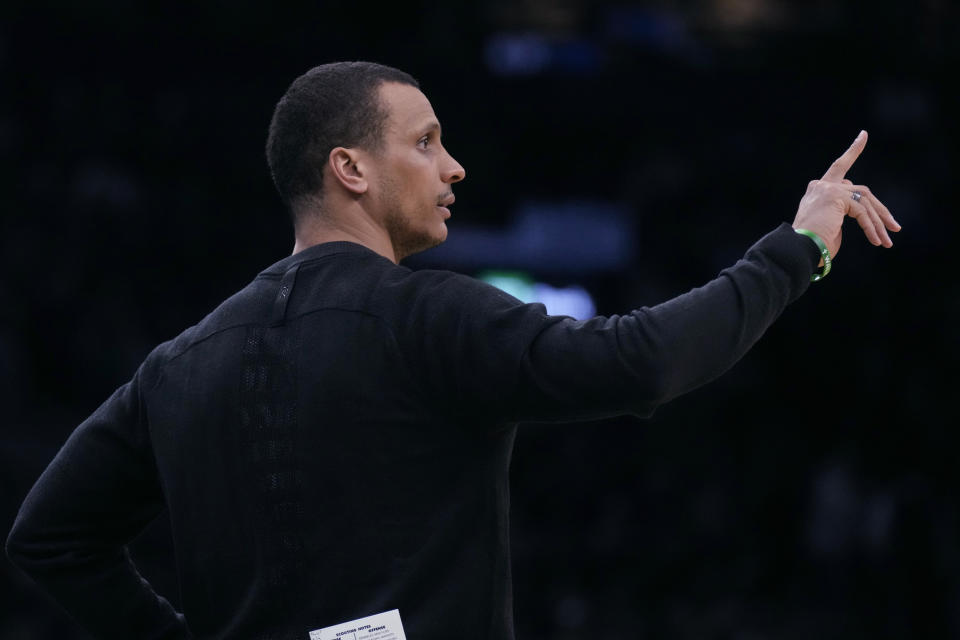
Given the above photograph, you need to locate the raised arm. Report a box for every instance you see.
[414,132,899,424]
[513,132,901,421]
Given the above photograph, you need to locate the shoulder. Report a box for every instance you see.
[377,267,558,357]
[380,266,529,312]
[135,274,279,388]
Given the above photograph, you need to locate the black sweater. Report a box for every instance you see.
[7,224,819,639]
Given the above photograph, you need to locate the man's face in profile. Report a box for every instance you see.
[368,82,466,261]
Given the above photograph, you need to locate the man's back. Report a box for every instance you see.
[150,241,531,638]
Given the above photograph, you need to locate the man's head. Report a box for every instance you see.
[266,61,465,260]
[266,61,417,214]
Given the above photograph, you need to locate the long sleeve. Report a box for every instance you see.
[509,223,818,421]
[5,367,190,639]
[401,223,819,424]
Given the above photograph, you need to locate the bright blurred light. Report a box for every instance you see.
[484,33,603,76]
[479,270,596,320]
[414,200,635,276]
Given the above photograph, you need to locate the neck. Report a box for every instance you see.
[292,204,397,263]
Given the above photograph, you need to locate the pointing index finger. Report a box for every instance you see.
[822,130,868,182]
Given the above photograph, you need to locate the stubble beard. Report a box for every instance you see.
[379,176,445,262]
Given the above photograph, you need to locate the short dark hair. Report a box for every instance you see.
[266,61,419,219]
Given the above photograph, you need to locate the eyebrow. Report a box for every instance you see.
[418,121,442,137]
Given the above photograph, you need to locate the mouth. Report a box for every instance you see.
[437,194,455,219]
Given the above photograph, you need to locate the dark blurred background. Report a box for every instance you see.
[2,0,958,638]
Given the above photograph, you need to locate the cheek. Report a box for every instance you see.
[404,153,437,181]
[387,153,438,210]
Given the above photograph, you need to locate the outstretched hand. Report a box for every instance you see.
[792,130,900,261]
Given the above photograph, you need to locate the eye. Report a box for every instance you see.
[417,135,430,149]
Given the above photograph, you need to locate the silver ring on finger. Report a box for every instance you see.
[851,191,863,203]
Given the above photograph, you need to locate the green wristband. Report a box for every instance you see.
[794,228,831,282]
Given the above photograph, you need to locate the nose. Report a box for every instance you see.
[441,149,466,184]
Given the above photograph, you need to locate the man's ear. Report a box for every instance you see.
[327,147,368,195]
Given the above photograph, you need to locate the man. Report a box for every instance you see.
[6,61,899,639]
